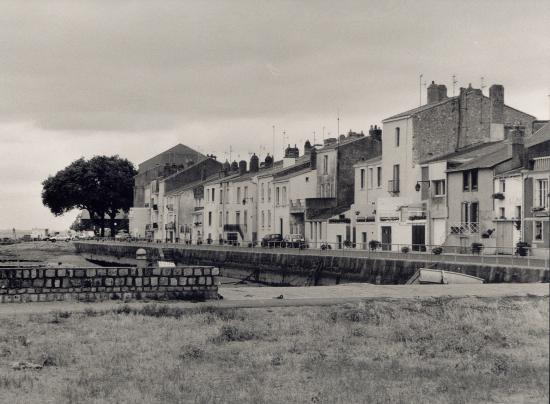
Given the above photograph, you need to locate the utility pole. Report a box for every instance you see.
[452,74,458,96]
[419,74,423,106]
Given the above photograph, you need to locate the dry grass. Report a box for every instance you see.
[0,296,547,404]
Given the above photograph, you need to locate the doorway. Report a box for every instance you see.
[279,218,283,236]
[412,225,426,251]
[381,226,392,251]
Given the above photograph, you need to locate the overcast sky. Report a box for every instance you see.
[1,0,549,231]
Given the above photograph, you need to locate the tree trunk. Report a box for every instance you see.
[100,213,105,237]
[109,210,117,237]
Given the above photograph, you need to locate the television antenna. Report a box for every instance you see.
[452,74,458,96]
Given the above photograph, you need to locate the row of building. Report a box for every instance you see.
[129,81,550,257]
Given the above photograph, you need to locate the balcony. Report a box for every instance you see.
[165,222,175,230]
[388,179,400,194]
[533,156,550,171]
[289,199,305,213]
[166,204,174,211]
[449,222,479,235]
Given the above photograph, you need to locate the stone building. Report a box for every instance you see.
[133,144,205,207]
[375,82,536,251]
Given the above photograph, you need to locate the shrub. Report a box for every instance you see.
[401,246,410,253]
[369,240,380,251]
[432,246,443,255]
[471,242,483,254]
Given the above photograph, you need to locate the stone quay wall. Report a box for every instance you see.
[0,265,219,303]
[74,242,549,286]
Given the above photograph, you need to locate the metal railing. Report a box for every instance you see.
[449,222,479,234]
[533,156,550,171]
[81,238,549,269]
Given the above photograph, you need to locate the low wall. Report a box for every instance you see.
[0,265,219,303]
[74,242,549,285]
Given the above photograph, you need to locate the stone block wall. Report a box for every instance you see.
[0,265,219,303]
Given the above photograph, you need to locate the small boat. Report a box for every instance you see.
[406,268,484,285]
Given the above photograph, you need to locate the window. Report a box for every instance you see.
[212,188,215,202]
[208,212,212,226]
[276,187,280,205]
[236,211,240,224]
[368,168,373,189]
[471,202,479,223]
[360,169,365,189]
[390,164,400,193]
[395,127,400,147]
[515,206,521,219]
[536,179,548,208]
[237,187,241,204]
[261,211,265,227]
[433,180,446,196]
[462,202,479,224]
[261,184,265,202]
[218,212,222,227]
[463,171,470,191]
[206,189,209,202]
[499,207,505,219]
[305,177,309,182]
[244,186,248,201]
[471,170,478,191]
[282,186,287,204]
[461,202,469,223]
[268,186,271,202]
[499,179,506,193]
[219,189,223,204]
[225,211,229,225]
[268,210,271,227]
[323,155,328,174]
[534,221,543,241]
[243,210,247,231]
[377,167,382,188]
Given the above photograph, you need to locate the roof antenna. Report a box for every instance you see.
[452,74,458,96]
[480,76,486,92]
[419,74,423,105]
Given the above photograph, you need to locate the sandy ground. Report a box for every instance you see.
[0,241,97,267]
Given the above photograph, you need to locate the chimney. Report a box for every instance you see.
[507,123,525,168]
[490,84,505,141]
[238,160,247,175]
[309,147,317,170]
[284,144,299,158]
[427,81,440,104]
[437,84,448,100]
[249,153,259,172]
[304,140,312,155]
[370,124,382,142]
[230,161,239,172]
[264,154,273,168]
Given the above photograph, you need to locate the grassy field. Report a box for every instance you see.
[0,296,547,404]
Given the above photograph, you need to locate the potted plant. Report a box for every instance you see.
[471,242,483,254]
[401,246,410,253]
[432,246,443,255]
[369,240,380,251]
[515,241,529,257]
[491,192,505,200]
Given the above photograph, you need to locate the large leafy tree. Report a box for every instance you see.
[42,156,136,236]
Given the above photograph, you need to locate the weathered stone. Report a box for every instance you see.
[150,277,158,286]
[183,268,193,276]
[108,268,118,277]
[105,278,114,287]
[32,279,44,288]
[118,268,129,277]
[114,277,125,286]
[97,268,107,277]
[198,277,206,285]
[86,269,97,277]
[54,279,61,288]
[152,267,161,276]
[45,269,56,278]
[159,277,169,286]
[57,269,67,277]
[211,268,220,276]
[162,268,172,276]
[193,268,202,276]
[173,268,182,276]
[135,278,142,287]
[170,278,178,286]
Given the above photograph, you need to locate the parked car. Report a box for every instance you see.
[115,231,130,241]
[284,234,308,249]
[50,235,70,242]
[261,233,283,248]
